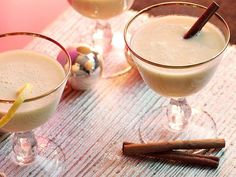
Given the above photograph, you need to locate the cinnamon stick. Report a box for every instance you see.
[183,1,219,39]
[133,152,219,168]
[124,142,219,161]
[148,150,219,162]
[123,139,225,155]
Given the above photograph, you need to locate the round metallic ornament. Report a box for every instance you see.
[57,44,103,90]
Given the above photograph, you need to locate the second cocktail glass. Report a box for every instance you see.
[0,32,71,176]
[68,0,135,78]
[124,2,230,142]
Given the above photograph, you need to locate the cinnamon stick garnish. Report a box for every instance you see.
[148,150,219,162]
[123,142,219,161]
[183,1,219,39]
[131,152,219,168]
[123,139,225,155]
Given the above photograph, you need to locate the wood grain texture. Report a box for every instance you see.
[0,8,236,177]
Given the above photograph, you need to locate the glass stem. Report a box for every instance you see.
[12,131,37,165]
[166,98,192,131]
[92,20,112,54]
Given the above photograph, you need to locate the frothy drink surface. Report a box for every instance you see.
[132,15,225,66]
[131,15,226,97]
[0,50,65,132]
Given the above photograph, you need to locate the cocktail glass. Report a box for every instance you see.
[124,2,230,142]
[68,0,135,78]
[0,32,71,176]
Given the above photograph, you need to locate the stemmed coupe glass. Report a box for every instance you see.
[124,2,230,142]
[0,32,71,176]
[68,0,135,78]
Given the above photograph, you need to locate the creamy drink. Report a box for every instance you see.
[69,0,133,19]
[131,15,226,97]
[0,50,65,132]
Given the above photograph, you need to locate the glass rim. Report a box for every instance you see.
[124,1,230,69]
[0,32,71,103]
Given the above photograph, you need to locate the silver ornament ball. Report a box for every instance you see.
[57,44,103,90]
[66,44,103,90]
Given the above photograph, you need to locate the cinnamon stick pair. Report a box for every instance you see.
[122,139,225,168]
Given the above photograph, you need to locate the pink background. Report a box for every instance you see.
[0,0,69,33]
[0,0,69,50]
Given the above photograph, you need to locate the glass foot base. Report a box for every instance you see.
[139,106,217,143]
[100,32,132,79]
[0,136,64,177]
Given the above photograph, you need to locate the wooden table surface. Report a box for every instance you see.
[0,2,236,177]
